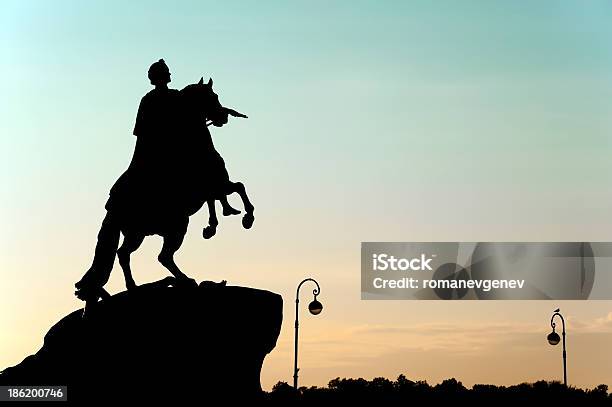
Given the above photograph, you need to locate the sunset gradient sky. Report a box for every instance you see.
[2,1,612,390]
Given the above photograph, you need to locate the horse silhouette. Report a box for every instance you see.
[75,77,253,308]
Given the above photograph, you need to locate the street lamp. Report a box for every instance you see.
[547,308,567,386]
[294,278,323,389]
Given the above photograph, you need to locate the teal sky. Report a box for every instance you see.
[2,1,612,389]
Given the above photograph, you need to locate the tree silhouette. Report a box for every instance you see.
[267,375,611,404]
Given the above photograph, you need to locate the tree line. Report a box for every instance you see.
[266,375,611,404]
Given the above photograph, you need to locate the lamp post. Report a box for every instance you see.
[547,308,567,386]
[293,278,323,390]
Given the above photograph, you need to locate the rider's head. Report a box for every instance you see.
[148,59,171,86]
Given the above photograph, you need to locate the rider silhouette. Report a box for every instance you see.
[133,59,240,216]
[132,59,180,169]
[104,59,181,215]
[108,59,239,216]
[128,59,182,207]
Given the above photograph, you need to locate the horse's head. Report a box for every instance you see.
[181,77,228,127]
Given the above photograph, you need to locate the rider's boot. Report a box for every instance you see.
[220,197,241,216]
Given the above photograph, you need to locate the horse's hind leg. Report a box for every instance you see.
[159,221,195,286]
[227,181,255,229]
[117,233,144,290]
[76,211,120,291]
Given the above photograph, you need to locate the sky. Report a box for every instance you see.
[1,0,612,390]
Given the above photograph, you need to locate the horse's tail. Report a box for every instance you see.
[75,211,120,294]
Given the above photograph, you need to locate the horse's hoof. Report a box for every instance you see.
[203,226,217,239]
[99,287,111,300]
[75,289,88,301]
[75,285,109,303]
[242,213,255,229]
[75,287,96,302]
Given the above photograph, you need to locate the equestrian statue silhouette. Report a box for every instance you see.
[75,59,253,309]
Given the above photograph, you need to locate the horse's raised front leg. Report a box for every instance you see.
[227,181,255,229]
[202,199,218,239]
[117,232,145,291]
